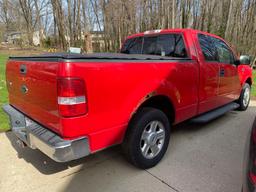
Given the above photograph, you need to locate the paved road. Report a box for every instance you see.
[1,101,256,192]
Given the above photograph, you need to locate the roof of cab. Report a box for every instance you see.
[126,28,223,41]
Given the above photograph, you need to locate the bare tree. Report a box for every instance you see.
[1,0,256,55]
[51,0,67,50]
[18,0,35,45]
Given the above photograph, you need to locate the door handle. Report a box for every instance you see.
[219,69,225,77]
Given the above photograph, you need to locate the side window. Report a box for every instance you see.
[198,34,218,61]
[121,37,142,54]
[212,38,235,64]
[142,36,157,54]
[156,34,187,57]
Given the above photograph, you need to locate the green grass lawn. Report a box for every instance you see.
[252,70,256,98]
[0,54,9,132]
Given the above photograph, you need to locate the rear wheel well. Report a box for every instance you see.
[135,95,175,125]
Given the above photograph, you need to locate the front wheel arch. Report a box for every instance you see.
[237,83,251,111]
[245,77,252,87]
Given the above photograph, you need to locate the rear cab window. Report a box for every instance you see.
[121,33,188,58]
[121,37,143,54]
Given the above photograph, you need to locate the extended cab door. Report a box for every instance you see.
[211,37,241,104]
[196,34,220,114]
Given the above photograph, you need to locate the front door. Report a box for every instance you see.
[212,37,241,105]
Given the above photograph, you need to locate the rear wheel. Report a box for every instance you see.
[237,83,251,111]
[122,107,170,169]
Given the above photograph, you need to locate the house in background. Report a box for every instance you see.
[66,31,105,52]
[91,31,105,52]
[6,30,44,46]
[32,30,44,46]
[4,30,104,51]
[6,32,22,44]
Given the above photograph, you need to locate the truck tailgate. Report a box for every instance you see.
[6,59,61,134]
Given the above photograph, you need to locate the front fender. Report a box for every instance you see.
[238,65,253,86]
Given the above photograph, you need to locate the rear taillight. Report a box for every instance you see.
[57,78,87,117]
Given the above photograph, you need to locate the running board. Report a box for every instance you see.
[190,102,240,123]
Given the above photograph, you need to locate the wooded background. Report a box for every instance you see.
[0,0,256,55]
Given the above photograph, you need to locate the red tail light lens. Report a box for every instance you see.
[57,78,87,117]
[57,78,85,97]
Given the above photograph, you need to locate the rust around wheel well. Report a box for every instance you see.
[136,95,175,125]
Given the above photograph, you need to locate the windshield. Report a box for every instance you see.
[121,34,187,58]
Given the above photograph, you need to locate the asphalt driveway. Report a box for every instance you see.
[1,101,256,192]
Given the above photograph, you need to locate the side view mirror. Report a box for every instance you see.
[239,55,251,65]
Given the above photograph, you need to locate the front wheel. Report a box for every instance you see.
[122,107,170,169]
[237,83,251,111]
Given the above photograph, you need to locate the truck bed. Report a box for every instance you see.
[6,51,197,150]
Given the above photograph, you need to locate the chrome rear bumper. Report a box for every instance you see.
[2,104,90,162]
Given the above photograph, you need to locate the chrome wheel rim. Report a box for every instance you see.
[140,121,165,159]
[243,87,250,107]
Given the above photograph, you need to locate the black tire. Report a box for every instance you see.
[122,107,170,169]
[237,83,251,111]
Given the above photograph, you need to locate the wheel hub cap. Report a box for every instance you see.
[148,133,157,145]
[243,87,250,107]
[140,121,165,159]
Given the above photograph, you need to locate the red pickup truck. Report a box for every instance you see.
[3,29,253,169]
